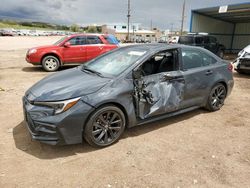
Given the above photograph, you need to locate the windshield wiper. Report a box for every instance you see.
[82,66,104,77]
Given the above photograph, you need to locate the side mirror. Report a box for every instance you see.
[64,42,71,48]
[132,69,142,79]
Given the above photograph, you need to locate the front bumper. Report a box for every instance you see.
[22,96,94,145]
[234,58,250,72]
[25,52,40,65]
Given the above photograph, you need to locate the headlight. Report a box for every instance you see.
[243,52,250,58]
[34,97,81,115]
[29,49,37,54]
[238,50,244,57]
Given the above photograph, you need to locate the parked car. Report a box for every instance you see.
[25,34,120,71]
[0,29,15,36]
[234,44,250,74]
[169,36,179,44]
[23,44,234,147]
[178,33,225,58]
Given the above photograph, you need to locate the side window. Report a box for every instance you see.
[182,49,217,70]
[68,36,86,45]
[86,36,103,44]
[203,36,209,44]
[195,37,204,45]
[141,50,178,76]
[209,36,216,43]
[202,52,217,65]
[103,35,119,45]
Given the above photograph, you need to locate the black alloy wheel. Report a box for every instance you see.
[206,83,227,111]
[84,106,126,147]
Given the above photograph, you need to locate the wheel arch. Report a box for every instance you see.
[83,102,129,131]
[40,53,62,65]
[215,80,228,96]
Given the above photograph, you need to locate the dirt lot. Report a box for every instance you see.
[0,36,250,188]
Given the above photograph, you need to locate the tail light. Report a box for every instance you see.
[228,63,233,72]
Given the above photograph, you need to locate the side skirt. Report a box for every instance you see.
[137,106,200,126]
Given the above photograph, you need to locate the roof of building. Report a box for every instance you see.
[192,2,250,23]
[115,29,155,34]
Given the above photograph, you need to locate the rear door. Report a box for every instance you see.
[180,47,218,108]
[85,36,105,61]
[133,49,185,119]
[62,36,87,63]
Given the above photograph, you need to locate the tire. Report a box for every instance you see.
[218,49,224,59]
[205,83,227,112]
[42,55,60,72]
[84,105,126,147]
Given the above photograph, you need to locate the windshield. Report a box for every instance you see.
[54,36,68,45]
[83,48,147,77]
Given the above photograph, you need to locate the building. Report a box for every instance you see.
[102,23,161,42]
[190,2,250,53]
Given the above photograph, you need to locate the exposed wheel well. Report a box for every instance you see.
[41,53,61,65]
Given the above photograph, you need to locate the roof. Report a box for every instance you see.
[115,29,156,34]
[192,2,250,23]
[120,43,185,52]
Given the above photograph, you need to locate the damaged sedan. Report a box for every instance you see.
[234,44,250,74]
[23,44,234,147]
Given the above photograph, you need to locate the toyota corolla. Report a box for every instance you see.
[23,44,234,147]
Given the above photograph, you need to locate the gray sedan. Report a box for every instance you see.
[23,44,234,147]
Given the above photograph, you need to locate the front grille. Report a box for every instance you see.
[26,112,38,133]
[240,59,250,66]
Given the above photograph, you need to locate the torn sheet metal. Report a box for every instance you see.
[134,73,184,119]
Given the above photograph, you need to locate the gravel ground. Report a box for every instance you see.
[0,36,250,188]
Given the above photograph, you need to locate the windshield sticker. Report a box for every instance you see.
[128,51,146,56]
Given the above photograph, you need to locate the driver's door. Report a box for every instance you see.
[133,50,185,120]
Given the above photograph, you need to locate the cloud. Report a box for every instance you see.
[0,0,247,29]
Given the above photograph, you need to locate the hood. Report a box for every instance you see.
[26,67,111,102]
[31,45,57,51]
[243,45,250,53]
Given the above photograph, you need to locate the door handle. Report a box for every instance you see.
[161,74,185,83]
[205,70,213,75]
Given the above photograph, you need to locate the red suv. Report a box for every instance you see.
[26,34,119,71]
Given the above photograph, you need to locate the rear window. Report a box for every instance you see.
[179,36,194,44]
[104,35,119,45]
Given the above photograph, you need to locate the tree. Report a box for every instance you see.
[87,26,97,33]
[70,24,80,32]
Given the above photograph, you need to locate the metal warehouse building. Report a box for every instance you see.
[190,3,250,53]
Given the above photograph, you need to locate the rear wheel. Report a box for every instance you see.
[206,83,227,111]
[42,55,60,72]
[84,105,126,147]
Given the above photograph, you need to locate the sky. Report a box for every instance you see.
[0,0,248,30]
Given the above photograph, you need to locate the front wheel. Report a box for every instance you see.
[42,55,60,72]
[218,50,224,59]
[84,105,126,147]
[205,83,227,112]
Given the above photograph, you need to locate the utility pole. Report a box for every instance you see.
[150,20,153,30]
[180,0,185,36]
[127,0,131,41]
[170,23,174,36]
